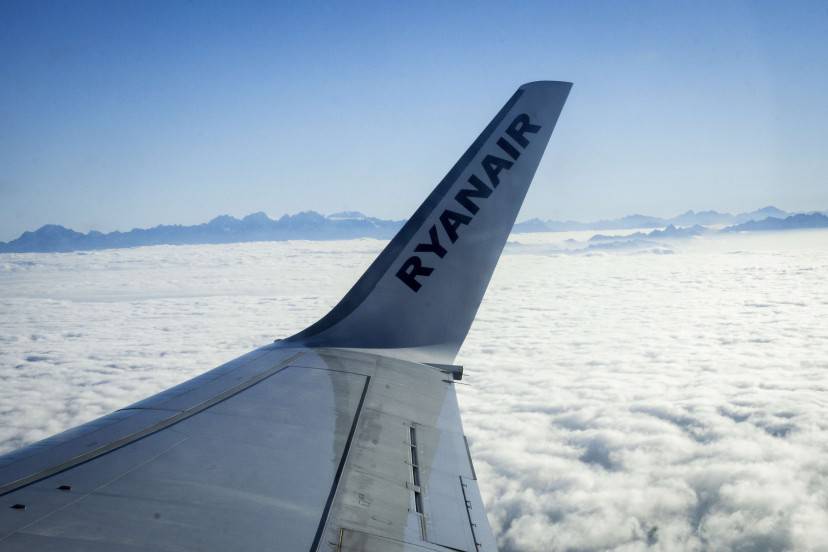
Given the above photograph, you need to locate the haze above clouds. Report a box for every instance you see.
[1,230,828,551]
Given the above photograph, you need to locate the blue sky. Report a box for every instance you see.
[1,0,827,240]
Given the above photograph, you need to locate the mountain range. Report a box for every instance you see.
[721,212,828,232]
[0,211,403,254]
[1,207,826,254]
[512,206,788,233]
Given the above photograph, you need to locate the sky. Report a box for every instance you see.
[2,0,828,241]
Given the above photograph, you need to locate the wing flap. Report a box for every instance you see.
[315,349,492,552]
[461,476,499,552]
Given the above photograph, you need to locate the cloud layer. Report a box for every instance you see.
[2,230,828,551]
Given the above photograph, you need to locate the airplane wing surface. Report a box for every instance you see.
[0,81,571,551]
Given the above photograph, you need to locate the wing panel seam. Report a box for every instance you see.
[310,374,371,552]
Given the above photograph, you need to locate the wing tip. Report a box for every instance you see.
[519,80,573,91]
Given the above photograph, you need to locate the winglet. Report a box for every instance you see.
[283,81,571,362]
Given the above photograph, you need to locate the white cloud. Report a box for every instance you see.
[2,230,828,551]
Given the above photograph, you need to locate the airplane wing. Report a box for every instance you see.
[0,81,571,551]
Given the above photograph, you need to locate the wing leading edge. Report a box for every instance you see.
[0,81,571,551]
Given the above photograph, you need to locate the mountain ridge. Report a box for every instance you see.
[2,206,825,254]
[0,211,404,254]
[512,206,791,233]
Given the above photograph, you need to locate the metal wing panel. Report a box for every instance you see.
[0,346,300,493]
[1,347,496,552]
[0,353,369,551]
[0,409,177,490]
